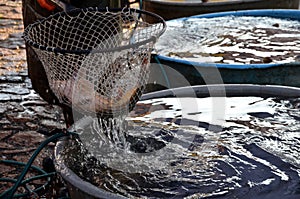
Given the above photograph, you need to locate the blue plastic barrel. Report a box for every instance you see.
[148,10,300,92]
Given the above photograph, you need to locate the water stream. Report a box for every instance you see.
[62,96,300,198]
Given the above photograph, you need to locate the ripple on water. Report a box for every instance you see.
[62,96,300,198]
[155,16,300,64]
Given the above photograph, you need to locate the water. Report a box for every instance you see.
[155,16,300,64]
[62,96,300,198]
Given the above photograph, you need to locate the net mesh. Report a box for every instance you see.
[23,8,165,116]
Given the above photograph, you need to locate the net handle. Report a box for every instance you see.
[23,7,166,55]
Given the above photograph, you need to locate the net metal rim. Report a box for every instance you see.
[23,7,166,55]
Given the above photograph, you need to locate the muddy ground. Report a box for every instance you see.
[0,0,67,198]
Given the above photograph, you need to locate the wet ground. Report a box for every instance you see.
[0,0,66,198]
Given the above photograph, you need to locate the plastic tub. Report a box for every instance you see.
[148,9,300,92]
[55,84,300,199]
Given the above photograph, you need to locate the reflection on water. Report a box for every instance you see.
[155,16,300,64]
[63,97,300,198]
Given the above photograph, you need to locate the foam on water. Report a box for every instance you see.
[63,96,300,198]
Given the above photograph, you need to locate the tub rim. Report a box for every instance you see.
[54,84,300,199]
[141,84,300,99]
[54,138,128,199]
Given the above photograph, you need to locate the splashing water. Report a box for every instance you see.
[62,96,300,198]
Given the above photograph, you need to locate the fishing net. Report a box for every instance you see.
[23,8,166,117]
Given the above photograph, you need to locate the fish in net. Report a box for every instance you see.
[23,7,166,117]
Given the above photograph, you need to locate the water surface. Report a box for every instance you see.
[155,16,300,64]
[63,96,300,198]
